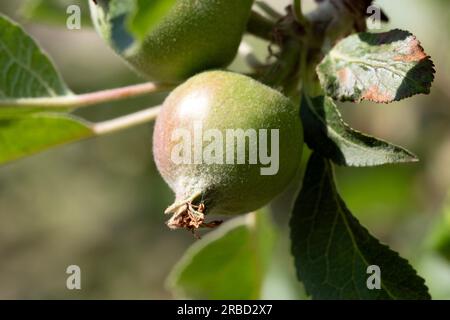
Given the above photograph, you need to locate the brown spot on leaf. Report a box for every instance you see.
[394,37,427,62]
[362,85,393,103]
[337,68,354,88]
[338,68,349,82]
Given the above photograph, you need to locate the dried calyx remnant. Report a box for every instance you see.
[165,193,223,238]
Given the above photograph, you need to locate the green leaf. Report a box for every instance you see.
[128,0,176,42]
[301,95,418,166]
[0,14,71,101]
[317,29,435,103]
[89,0,176,51]
[0,14,95,165]
[89,0,136,53]
[0,113,93,165]
[0,13,69,114]
[290,153,431,300]
[167,211,275,299]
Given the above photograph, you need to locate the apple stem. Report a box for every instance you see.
[293,0,309,28]
[247,10,277,41]
[92,105,162,135]
[0,82,172,110]
[254,2,283,21]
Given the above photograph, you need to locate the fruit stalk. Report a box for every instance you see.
[0,82,171,110]
[92,105,162,135]
[246,11,277,41]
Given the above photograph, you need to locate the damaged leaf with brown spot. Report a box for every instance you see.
[317,29,435,103]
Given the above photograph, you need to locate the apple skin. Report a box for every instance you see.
[89,0,254,83]
[153,71,304,219]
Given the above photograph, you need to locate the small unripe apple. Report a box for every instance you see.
[89,0,254,83]
[153,71,304,231]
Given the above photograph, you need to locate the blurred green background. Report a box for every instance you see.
[0,0,449,299]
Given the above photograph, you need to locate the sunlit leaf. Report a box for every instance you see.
[0,14,71,100]
[167,211,275,299]
[317,29,435,103]
[0,113,93,165]
[0,14,93,165]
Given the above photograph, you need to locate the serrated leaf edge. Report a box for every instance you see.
[317,29,436,104]
[302,95,419,166]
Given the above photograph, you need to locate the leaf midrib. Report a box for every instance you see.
[323,160,398,299]
[329,51,426,92]
[0,33,59,98]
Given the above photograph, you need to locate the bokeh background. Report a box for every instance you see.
[0,0,449,299]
